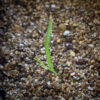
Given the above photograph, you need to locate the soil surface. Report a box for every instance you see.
[0,0,100,100]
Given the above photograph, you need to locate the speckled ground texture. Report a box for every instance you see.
[0,0,100,100]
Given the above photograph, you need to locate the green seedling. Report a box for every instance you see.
[34,18,58,76]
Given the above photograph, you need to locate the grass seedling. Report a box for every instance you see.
[34,18,58,76]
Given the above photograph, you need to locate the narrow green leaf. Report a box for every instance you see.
[34,18,58,76]
[44,18,54,70]
[34,58,49,70]
[34,58,58,75]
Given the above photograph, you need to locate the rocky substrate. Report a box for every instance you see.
[0,0,100,100]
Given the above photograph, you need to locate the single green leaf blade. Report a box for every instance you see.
[44,18,54,70]
[34,18,58,76]
[34,58,49,70]
[34,58,58,75]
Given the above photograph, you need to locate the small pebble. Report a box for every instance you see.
[27,75,32,80]
[41,50,45,54]
[68,97,73,100]
[66,61,71,66]
[30,22,34,26]
[47,81,51,85]
[39,40,43,44]
[70,50,75,56]
[71,72,75,76]
[58,24,66,31]
[51,4,56,9]
[81,83,86,89]
[0,28,4,35]
[88,86,93,90]
[59,96,65,100]
[32,96,39,100]
[63,30,70,36]
[57,39,61,43]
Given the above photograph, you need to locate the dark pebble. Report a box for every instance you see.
[0,89,6,100]
[0,56,7,65]
[43,85,49,89]
[0,28,4,35]
[65,43,73,50]
[66,36,73,43]
[76,59,87,65]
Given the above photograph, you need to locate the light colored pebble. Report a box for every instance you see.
[47,81,51,85]
[66,61,72,66]
[70,50,75,56]
[51,4,56,9]
[63,30,70,36]
[57,39,61,43]
[71,72,75,76]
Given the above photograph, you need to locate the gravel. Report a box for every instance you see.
[0,0,100,100]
